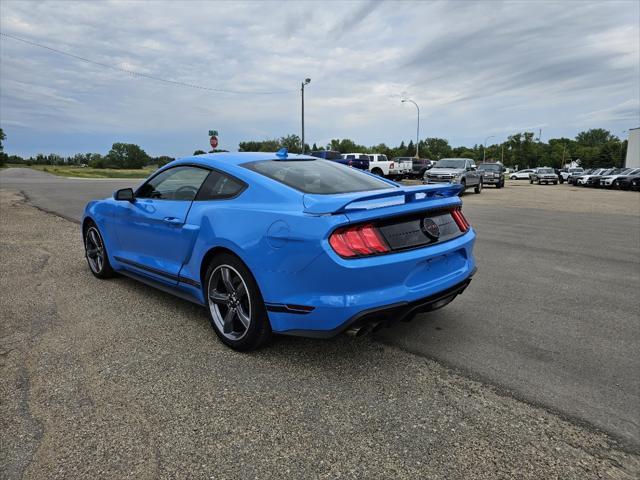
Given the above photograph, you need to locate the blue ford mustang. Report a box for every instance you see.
[82,150,476,350]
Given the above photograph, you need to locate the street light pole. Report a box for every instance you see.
[483,135,495,163]
[301,78,311,154]
[401,99,420,158]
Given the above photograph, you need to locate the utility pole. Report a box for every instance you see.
[301,78,311,154]
[483,135,495,163]
[401,99,420,158]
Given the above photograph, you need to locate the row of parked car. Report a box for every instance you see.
[507,166,640,190]
[309,151,509,194]
[310,151,433,180]
[566,167,640,189]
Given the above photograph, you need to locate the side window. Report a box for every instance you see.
[137,166,209,201]
[196,170,246,200]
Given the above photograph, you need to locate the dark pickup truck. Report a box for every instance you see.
[310,150,370,170]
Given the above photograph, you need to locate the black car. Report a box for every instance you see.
[477,163,505,188]
[617,173,640,191]
[398,157,435,178]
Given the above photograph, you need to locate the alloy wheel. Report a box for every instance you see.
[85,227,105,274]
[208,265,252,340]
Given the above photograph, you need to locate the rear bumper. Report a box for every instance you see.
[283,269,476,338]
[266,228,477,337]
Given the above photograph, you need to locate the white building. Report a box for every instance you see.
[626,127,640,168]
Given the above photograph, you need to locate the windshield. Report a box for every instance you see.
[242,159,392,194]
[478,164,501,171]
[569,168,583,173]
[434,159,467,169]
[538,168,554,173]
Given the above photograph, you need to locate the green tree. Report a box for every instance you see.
[279,134,302,153]
[327,138,368,153]
[420,138,452,160]
[105,143,150,169]
[238,139,281,152]
[576,128,617,147]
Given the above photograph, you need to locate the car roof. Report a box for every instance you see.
[171,151,317,168]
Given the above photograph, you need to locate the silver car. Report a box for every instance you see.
[423,158,482,194]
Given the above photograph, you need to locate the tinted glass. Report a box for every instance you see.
[434,159,467,168]
[243,159,392,194]
[137,166,209,200]
[478,164,501,171]
[196,170,245,200]
[538,168,553,173]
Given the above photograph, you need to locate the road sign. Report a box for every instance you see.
[210,136,218,149]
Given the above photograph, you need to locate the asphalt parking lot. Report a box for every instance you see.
[1,168,639,478]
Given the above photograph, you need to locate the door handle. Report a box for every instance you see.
[163,217,182,227]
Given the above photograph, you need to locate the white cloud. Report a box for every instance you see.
[0,0,638,156]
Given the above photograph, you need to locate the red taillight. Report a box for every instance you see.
[451,207,470,232]
[389,162,395,169]
[329,224,390,258]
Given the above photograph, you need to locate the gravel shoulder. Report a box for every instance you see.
[1,189,639,479]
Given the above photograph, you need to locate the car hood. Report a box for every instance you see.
[428,168,464,175]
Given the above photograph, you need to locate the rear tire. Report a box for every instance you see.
[83,222,116,279]
[204,253,271,351]
[510,175,517,180]
[371,168,384,177]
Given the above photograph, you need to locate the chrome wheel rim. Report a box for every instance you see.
[208,265,251,340]
[85,227,105,274]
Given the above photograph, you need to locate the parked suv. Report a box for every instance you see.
[530,167,559,185]
[477,163,505,188]
[423,158,482,194]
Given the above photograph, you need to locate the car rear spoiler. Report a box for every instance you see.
[303,184,463,215]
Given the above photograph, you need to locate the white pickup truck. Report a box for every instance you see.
[343,153,408,179]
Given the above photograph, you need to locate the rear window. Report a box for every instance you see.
[242,159,392,194]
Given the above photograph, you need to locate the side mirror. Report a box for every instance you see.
[114,188,134,201]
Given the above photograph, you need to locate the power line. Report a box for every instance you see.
[0,32,296,95]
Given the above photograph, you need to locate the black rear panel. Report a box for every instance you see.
[377,210,462,251]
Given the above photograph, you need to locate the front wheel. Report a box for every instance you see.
[84,223,116,279]
[459,180,466,195]
[474,181,482,194]
[529,178,533,184]
[204,253,271,351]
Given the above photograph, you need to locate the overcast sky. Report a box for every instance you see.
[1,0,639,157]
